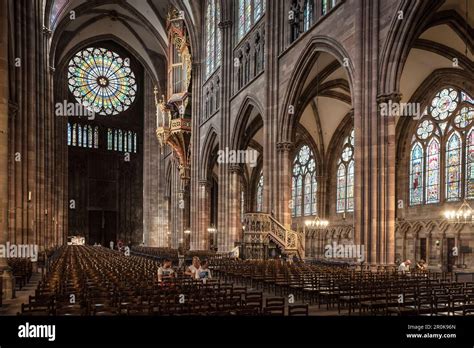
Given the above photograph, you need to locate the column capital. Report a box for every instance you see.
[229,163,242,174]
[276,141,294,153]
[42,26,52,37]
[198,179,211,188]
[377,92,402,104]
[218,20,233,29]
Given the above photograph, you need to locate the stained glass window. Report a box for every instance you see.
[72,124,77,146]
[88,126,93,148]
[410,143,424,205]
[346,161,354,211]
[94,127,99,149]
[245,0,252,33]
[322,0,328,15]
[206,0,222,77]
[68,124,99,148]
[238,0,266,40]
[462,91,474,105]
[295,176,302,216]
[118,130,123,152]
[322,0,337,15]
[238,0,246,39]
[425,138,440,204]
[336,163,346,213]
[107,129,113,150]
[78,125,82,147]
[292,145,318,217]
[416,120,435,140]
[303,0,313,32]
[124,132,128,152]
[336,129,355,213]
[430,88,458,121]
[409,87,474,205]
[454,107,474,129]
[68,47,137,115]
[467,129,474,199]
[67,123,72,146]
[256,173,264,212]
[255,0,265,21]
[133,132,137,153]
[114,130,118,151]
[446,132,462,201]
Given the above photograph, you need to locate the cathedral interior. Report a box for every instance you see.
[0,0,474,327]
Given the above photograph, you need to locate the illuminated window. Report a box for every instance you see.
[336,129,354,213]
[205,0,222,77]
[68,47,137,115]
[303,0,313,32]
[409,87,474,205]
[322,0,337,15]
[238,0,266,40]
[292,145,317,217]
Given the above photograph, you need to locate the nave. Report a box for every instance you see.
[6,247,474,317]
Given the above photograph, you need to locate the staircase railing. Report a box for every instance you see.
[242,213,304,260]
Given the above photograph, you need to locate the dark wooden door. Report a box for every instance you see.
[89,211,102,245]
[89,211,117,246]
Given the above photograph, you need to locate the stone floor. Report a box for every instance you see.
[0,271,42,315]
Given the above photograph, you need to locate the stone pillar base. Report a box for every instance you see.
[1,269,14,300]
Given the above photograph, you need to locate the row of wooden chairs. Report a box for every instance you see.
[19,246,308,316]
[211,259,474,316]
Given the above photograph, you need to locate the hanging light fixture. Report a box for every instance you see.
[443,200,474,224]
[305,216,329,229]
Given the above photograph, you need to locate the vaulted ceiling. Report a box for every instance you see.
[46,0,201,89]
[399,1,473,107]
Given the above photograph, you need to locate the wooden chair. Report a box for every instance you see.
[288,304,309,316]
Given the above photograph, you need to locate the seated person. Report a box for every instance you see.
[157,258,175,282]
[196,260,212,281]
[185,256,200,279]
[398,259,411,274]
[416,259,427,272]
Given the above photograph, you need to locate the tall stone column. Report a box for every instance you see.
[217,18,233,253]
[190,61,202,251]
[353,0,396,265]
[194,180,211,250]
[0,0,13,299]
[276,141,293,227]
[264,0,278,217]
[228,164,243,250]
[143,74,164,246]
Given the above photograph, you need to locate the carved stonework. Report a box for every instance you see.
[229,163,242,174]
[276,142,294,153]
[377,92,402,104]
[42,26,52,37]
[218,20,232,29]
[198,180,211,196]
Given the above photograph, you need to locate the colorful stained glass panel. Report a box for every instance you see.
[68,47,137,116]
